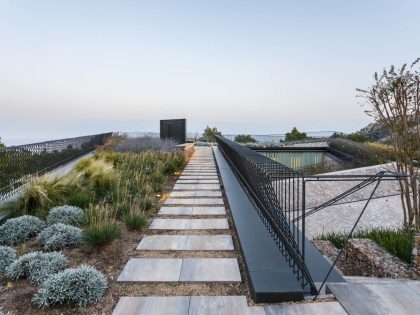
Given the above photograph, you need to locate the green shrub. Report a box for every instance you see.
[329,138,392,166]
[0,246,16,276]
[123,211,146,231]
[314,228,413,263]
[7,251,68,285]
[0,215,45,246]
[47,205,85,225]
[32,264,108,307]
[37,223,83,250]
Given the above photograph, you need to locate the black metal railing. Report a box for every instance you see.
[216,135,317,293]
[0,133,112,202]
[216,135,406,297]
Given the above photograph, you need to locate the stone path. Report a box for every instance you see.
[113,147,349,314]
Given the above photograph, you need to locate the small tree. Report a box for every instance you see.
[0,137,4,148]
[357,59,420,230]
[202,126,221,142]
[234,134,257,143]
[285,127,307,141]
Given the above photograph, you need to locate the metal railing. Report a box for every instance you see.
[0,133,112,203]
[216,135,317,293]
[216,135,406,296]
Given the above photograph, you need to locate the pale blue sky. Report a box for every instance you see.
[1,0,419,145]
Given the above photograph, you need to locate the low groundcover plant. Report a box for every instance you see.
[32,264,108,308]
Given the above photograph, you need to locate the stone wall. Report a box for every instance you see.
[313,238,411,279]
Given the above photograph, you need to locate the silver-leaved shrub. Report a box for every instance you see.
[6,251,68,285]
[47,205,85,225]
[0,216,45,246]
[37,223,83,250]
[32,265,108,308]
[0,246,16,276]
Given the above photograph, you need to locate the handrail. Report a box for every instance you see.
[0,133,112,203]
[215,135,317,294]
[216,135,406,297]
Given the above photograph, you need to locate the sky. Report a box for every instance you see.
[1,0,419,145]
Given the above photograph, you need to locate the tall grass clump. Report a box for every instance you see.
[314,228,414,263]
[76,159,117,198]
[123,211,146,231]
[83,205,121,247]
[114,136,177,152]
[0,177,70,218]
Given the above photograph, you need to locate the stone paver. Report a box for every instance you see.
[173,183,220,190]
[176,179,220,184]
[170,191,222,197]
[113,296,347,315]
[158,206,226,215]
[264,302,346,315]
[118,258,240,282]
[189,296,265,315]
[164,198,224,205]
[178,176,219,180]
[179,258,241,282]
[112,296,190,315]
[137,235,234,251]
[117,258,182,282]
[328,281,420,315]
[150,218,229,230]
[137,235,188,250]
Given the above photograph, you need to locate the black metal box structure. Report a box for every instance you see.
[160,119,186,144]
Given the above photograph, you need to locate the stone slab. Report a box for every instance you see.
[150,218,229,230]
[137,235,234,251]
[178,176,219,180]
[112,296,190,315]
[173,183,220,190]
[170,191,222,197]
[264,301,346,315]
[137,235,188,250]
[113,296,266,315]
[179,258,241,282]
[158,206,226,215]
[176,179,220,184]
[185,235,234,250]
[117,258,182,282]
[189,296,265,315]
[327,282,420,315]
[165,198,224,205]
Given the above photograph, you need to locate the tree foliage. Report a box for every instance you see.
[234,134,257,143]
[285,127,307,141]
[357,58,420,229]
[202,126,221,142]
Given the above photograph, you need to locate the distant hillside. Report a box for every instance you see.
[358,118,420,143]
[358,122,388,142]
